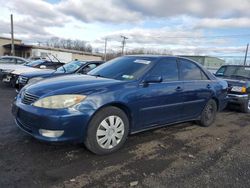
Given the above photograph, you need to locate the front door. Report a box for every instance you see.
[136,58,184,129]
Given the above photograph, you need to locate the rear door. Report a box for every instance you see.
[179,59,213,119]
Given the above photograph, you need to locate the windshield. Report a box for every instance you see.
[88,56,156,81]
[56,61,86,73]
[216,66,250,79]
[26,60,45,67]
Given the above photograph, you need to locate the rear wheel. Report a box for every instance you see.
[198,99,217,127]
[240,99,250,113]
[84,106,129,155]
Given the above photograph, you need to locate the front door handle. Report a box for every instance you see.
[207,84,211,89]
[176,86,183,92]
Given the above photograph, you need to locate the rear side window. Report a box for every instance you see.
[180,59,208,80]
[0,58,15,64]
[149,59,179,81]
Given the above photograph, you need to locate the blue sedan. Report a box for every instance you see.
[12,56,228,154]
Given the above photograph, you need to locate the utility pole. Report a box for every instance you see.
[10,14,15,56]
[244,43,249,66]
[104,38,107,61]
[121,35,128,55]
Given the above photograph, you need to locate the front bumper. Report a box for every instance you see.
[12,97,95,143]
[227,93,249,106]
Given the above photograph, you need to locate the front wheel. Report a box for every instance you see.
[198,99,217,127]
[241,99,250,113]
[84,106,129,155]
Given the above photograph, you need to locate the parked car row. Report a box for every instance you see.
[16,60,103,90]
[0,56,103,88]
[1,55,249,155]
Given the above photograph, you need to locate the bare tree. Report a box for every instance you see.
[45,37,93,53]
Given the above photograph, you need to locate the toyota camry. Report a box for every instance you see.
[12,56,228,155]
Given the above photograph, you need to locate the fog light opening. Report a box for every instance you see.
[39,129,64,138]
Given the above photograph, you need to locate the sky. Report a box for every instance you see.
[0,0,250,61]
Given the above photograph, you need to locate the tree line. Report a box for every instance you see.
[45,37,93,53]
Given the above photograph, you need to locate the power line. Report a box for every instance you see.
[152,34,250,39]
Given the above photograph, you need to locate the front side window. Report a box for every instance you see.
[26,60,45,67]
[149,59,179,81]
[180,59,208,80]
[88,56,157,81]
[56,61,86,73]
[17,59,26,64]
[81,63,98,74]
[216,66,226,76]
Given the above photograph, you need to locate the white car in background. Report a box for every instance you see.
[0,56,30,78]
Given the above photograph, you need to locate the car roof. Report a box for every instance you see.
[0,56,28,61]
[125,55,202,64]
[221,65,250,67]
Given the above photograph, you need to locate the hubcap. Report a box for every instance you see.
[248,100,250,111]
[205,104,214,121]
[96,115,124,149]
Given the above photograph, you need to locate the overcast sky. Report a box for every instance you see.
[0,0,250,59]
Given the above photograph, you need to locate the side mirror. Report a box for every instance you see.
[143,75,162,84]
[40,65,46,69]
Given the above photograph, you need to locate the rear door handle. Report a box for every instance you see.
[176,86,183,92]
[207,84,211,89]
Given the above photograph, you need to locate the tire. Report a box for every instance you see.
[198,99,217,127]
[84,106,129,155]
[240,99,250,113]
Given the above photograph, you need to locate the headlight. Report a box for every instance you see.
[33,94,86,109]
[231,86,247,93]
[28,77,44,84]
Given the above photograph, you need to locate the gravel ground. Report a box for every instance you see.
[0,83,249,188]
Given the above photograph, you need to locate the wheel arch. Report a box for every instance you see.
[211,97,219,111]
[87,102,133,133]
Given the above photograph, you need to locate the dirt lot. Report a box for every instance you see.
[0,83,250,188]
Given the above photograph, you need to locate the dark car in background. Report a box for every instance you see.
[215,65,250,113]
[25,59,64,69]
[12,56,228,155]
[2,59,65,87]
[17,60,104,89]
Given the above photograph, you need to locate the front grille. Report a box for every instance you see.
[19,76,29,84]
[21,92,39,105]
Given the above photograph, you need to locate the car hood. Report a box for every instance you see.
[21,69,55,78]
[12,67,51,75]
[24,74,122,97]
[221,78,248,87]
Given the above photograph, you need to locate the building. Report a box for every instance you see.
[181,55,225,72]
[0,37,102,62]
[0,37,22,56]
